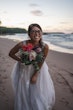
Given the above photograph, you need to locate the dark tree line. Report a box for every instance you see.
[0,26,27,34]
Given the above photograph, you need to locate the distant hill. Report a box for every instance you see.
[0,26,27,34]
[43,32,65,35]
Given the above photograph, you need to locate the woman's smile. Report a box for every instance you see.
[34,35,40,39]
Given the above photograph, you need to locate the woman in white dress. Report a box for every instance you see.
[9,23,55,110]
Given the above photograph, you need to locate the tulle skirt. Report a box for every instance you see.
[11,61,55,110]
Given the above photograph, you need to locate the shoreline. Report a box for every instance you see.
[0,35,73,54]
[0,38,73,110]
[44,41,73,55]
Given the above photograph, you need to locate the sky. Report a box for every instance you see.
[0,0,73,33]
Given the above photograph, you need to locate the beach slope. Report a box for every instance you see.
[0,38,73,110]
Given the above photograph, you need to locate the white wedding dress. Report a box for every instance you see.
[11,41,55,110]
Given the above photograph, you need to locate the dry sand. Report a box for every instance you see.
[0,38,73,110]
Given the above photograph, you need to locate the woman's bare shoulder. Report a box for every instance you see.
[15,40,28,47]
[14,41,23,48]
[44,43,49,50]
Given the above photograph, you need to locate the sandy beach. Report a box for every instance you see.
[0,38,73,110]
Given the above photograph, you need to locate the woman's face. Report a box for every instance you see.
[29,26,42,42]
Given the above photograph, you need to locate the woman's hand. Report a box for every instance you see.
[30,75,37,84]
[30,72,38,84]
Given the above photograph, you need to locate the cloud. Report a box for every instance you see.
[60,21,72,25]
[29,3,39,7]
[3,11,7,14]
[60,21,70,24]
[30,10,43,16]
[0,11,7,14]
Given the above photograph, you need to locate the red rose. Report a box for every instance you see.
[22,43,33,51]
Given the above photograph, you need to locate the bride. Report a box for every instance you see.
[9,23,55,110]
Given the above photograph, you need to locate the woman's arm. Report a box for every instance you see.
[30,44,49,84]
[37,44,49,69]
[9,42,23,62]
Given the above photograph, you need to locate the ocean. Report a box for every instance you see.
[0,33,73,54]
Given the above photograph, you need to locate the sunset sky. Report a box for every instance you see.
[0,0,73,33]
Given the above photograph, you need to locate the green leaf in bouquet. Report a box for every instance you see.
[25,61,31,65]
[33,62,40,71]
[36,53,44,62]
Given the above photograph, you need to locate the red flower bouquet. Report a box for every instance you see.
[20,43,44,71]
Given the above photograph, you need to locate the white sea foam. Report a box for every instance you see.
[0,33,73,54]
[44,41,73,54]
